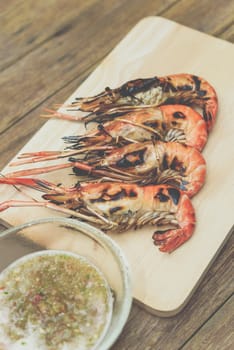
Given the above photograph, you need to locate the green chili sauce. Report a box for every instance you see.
[0,251,113,350]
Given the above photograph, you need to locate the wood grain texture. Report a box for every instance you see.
[163,0,234,37]
[0,1,233,349]
[219,22,234,43]
[0,0,98,70]
[0,0,176,134]
[181,295,234,350]
[0,66,96,169]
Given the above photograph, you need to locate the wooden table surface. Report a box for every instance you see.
[0,1,233,349]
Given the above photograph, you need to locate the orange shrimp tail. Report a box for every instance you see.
[153,194,195,253]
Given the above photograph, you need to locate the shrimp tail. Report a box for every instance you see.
[153,192,196,253]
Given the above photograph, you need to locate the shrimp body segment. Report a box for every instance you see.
[71,74,218,131]
[0,178,195,253]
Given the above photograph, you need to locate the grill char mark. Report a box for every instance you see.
[168,188,181,205]
[91,187,138,204]
[173,111,186,119]
[109,206,123,214]
[162,154,169,169]
[177,84,193,91]
[192,75,201,90]
[116,148,146,168]
[170,156,185,172]
[154,188,170,202]
[143,121,159,129]
[192,76,207,97]
[120,77,159,96]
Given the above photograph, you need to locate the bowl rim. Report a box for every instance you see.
[0,216,132,350]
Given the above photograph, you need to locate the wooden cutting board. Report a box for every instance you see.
[1,17,234,316]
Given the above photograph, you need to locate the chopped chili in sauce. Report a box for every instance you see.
[0,251,113,350]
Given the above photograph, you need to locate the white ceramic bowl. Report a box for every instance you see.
[0,217,132,349]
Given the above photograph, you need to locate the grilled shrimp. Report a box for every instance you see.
[60,104,207,152]
[68,141,206,197]
[0,178,195,253]
[67,74,218,131]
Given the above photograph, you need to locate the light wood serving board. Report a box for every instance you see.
[1,17,234,316]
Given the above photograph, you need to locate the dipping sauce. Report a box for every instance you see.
[0,251,113,350]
